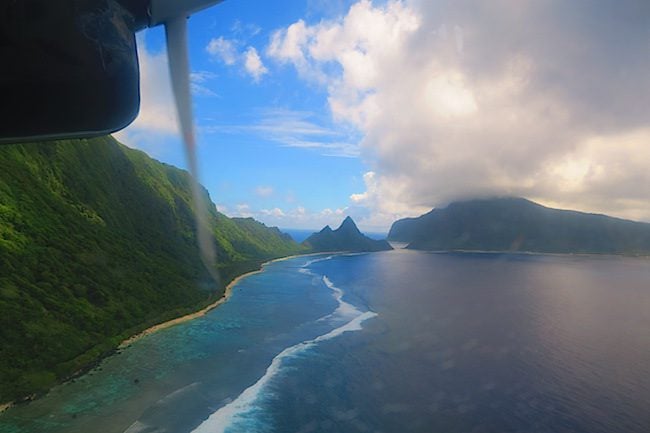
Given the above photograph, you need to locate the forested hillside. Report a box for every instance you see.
[0,136,305,403]
[388,197,650,254]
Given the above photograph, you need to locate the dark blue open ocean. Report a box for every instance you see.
[2,250,650,433]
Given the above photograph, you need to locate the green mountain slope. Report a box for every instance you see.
[0,136,304,402]
[303,216,392,252]
[388,197,650,254]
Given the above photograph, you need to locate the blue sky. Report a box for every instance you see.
[116,0,374,231]
[115,0,650,230]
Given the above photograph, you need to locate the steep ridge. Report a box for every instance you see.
[0,136,305,402]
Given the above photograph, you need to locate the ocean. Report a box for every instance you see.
[280,229,388,243]
[1,250,649,433]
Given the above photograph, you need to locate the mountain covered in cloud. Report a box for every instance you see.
[388,197,650,255]
[303,216,392,252]
[268,1,650,227]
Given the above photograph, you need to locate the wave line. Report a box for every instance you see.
[191,264,375,433]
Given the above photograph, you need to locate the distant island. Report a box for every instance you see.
[388,197,650,255]
[303,216,392,252]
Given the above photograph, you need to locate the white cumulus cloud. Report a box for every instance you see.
[220,204,357,231]
[206,37,238,65]
[112,33,180,157]
[268,0,650,226]
[244,47,269,81]
[207,37,269,83]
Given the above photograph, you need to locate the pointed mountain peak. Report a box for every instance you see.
[336,216,360,234]
[303,215,392,252]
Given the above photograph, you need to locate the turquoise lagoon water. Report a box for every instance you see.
[1,250,650,433]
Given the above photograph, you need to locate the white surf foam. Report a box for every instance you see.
[299,255,334,273]
[190,267,376,433]
[322,275,359,317]
[190,311,376,433]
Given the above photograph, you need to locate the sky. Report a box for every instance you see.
[114,0,650,232]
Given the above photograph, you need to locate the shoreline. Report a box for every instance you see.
[118,252,328,348]
[117,271,244,348]
[0,251,339,413]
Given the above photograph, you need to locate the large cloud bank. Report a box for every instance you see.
[268,0,650,222]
